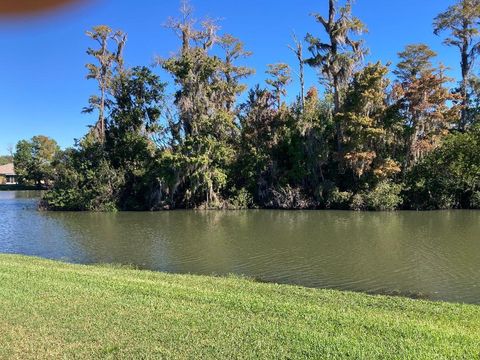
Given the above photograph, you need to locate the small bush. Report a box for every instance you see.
[365,181,403,211]
[350,193,367,211]
[326,188,353,209]
[229,188,254,209]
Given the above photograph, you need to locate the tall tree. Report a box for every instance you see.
[106,67,166,209]
[305,0,367,150]
[434,0,480,129]
[12,140,33,184]
[294,87,334,195]
[85,25,127,141]
[161,1,253,208]
[393,44,460,166]
[219,34,254,112]
[394,44,438,81]
[339,62,399,181]
[237,86,279,200]
[265,63,291,109]
[163,2,220,138]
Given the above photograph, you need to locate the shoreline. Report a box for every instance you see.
[4,189,479,211]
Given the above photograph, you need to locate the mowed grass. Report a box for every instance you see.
[0,255,479,359]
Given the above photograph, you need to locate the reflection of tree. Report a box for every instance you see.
[12,190,43,200]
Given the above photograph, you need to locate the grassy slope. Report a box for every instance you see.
[0,255,479,359]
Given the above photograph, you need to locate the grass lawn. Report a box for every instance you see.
[0,255,479,359]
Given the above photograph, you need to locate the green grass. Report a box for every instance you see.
[0,255,479,359]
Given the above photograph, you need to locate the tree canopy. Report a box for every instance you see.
[14,135,60,187]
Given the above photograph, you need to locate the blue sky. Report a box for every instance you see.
[0,0,461,151]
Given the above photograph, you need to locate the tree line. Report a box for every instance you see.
[16,0,479,211]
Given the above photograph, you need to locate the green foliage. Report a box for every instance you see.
[12,140,33,184]
[365,181,403,211]
[470,191,480,208]
[405,127,480,209]
[236,86,280,201]
[44,66,165,211]
[350,192,367,211]
[42,142,123,211]
[265,63,291,108]
[326,187,353,210]
[394,44,438,81]
[339,62,400,182]
[167,135,235,209]
[13,136,60,186]
[0,156,12,166]
[228,188,254,209]
[157,10,254,209]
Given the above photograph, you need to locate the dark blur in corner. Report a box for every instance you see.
[0,0,90,17]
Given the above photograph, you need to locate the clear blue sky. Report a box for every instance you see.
[0,0,460,151]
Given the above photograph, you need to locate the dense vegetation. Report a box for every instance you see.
[1,254,480,359]
[0,155,12,166]
[33,0,480,211]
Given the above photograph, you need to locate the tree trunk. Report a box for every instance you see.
[460,41,470,131]
[100,86,105,141]
[300,56,305,110]
[333,77,343,153]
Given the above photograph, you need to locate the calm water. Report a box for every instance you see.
[1,191,480,303]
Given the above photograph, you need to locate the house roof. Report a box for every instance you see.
[0,163,15,176]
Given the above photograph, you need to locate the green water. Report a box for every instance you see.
[1,191,480,303]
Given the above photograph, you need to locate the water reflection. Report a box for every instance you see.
[1,191,480,303]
